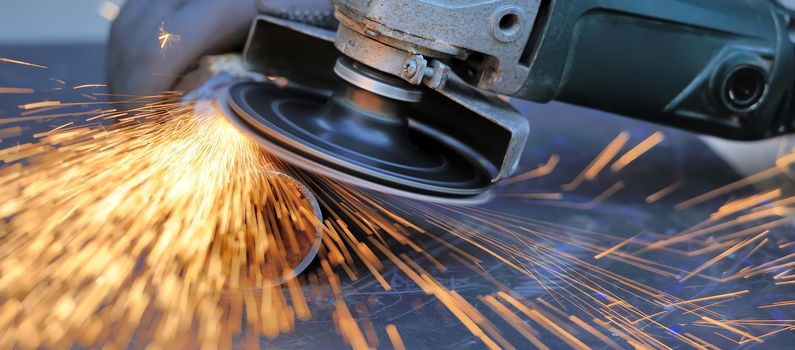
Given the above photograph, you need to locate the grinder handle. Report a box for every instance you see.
[515,0,795,140]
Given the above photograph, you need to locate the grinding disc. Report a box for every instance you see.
[223,81,494,203]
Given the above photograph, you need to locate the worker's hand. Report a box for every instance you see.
[107,0,333,97]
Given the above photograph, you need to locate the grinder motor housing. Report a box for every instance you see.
[332,0,795,140]
[231,0,795,200]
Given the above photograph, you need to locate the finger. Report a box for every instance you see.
[115,0,257,96]
[108,0,178,95]
[109,0,193,96]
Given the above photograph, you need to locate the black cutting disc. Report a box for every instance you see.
[225,81,493,200]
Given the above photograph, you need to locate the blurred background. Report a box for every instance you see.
[0,0,120,44]
[0,0,121,128]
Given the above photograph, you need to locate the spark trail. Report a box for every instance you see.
[1,58,794,349]
[0,97,321,349]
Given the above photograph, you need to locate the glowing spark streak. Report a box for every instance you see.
[683,333,720,350]
[502,155,560,185]
[739,326,795,344]
[736,207,790,223]
[368,237,503,349]
[0,102,322,348]
[0,109,107,125]
[595,234,638,260]
[532,181,625,210]
[480,295,550,350]
[0,87,33,94]
[73,84,107,90]
[569,316,623,350]
[333,295,370,350]
[45,122,74,134]
[700,317,764,343]
[773,269,794,280]
[429,285,504,350]
[680,299,734,316]
[18,100,61,110]
[20,106,63,116]
[643,217,785,254]
[731,238,769,273]
[779,241,795,249]
[645,181,683,204]
[664,290,749,307]
[0,57,47,69]
[584,181,625,207]
[497,292,591,350]
[776,150,795,172]
[562,132,629,191]
[337,223,392,290]
[0,127,23,139]
[385,325,406,350]
[630,310,668,324]
[583,133,630,181]
[158,23,181,49]
[1,86,791,348]
[611,132,665,172]
[729,251,795,282]
[679,230,769,282]
[526,309,591,350]
[758,300,795,308]
[534,298,569,319]
[449,292,517,350]
[710,189,782,220]
[675,167,781,209]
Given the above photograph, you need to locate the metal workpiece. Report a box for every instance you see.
[333,0,542,94]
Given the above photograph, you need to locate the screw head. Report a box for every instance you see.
[402,60,418,79]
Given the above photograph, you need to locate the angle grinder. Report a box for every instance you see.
[222,9,527,203]
[222,0,795,202]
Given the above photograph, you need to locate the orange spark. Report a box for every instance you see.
[0,57,47,69]
[595,234,639,260]
[158,23,181,49]
[710,189,782,220]
[680,231,769,282]
[0,87,34,94]
[562,132,629,191]
[502,154,560,184]
[676,167,781,209]
[17,100,61,110]
[386,324,406,350]
[700,317,764,344]
[611,132,665,172]
[665,290,750,307]
[73,84,107,90]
